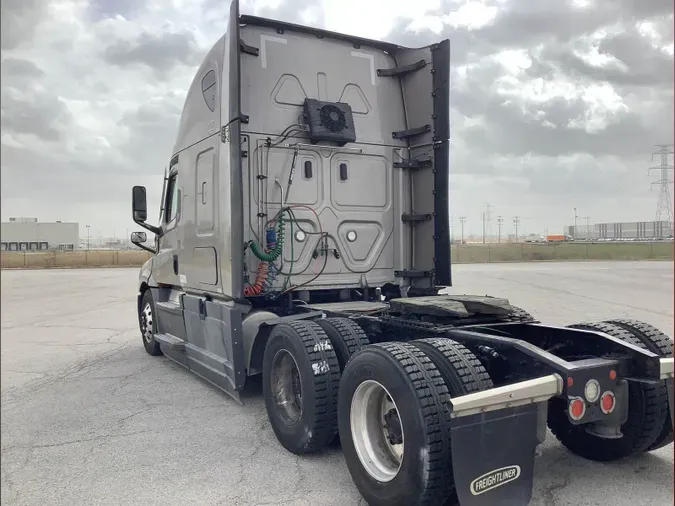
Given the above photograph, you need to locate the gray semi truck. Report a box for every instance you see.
[130,2,674,505]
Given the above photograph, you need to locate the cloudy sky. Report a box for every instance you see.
[1,0,673,241]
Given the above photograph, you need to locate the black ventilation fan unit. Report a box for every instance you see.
[303,98,356,146]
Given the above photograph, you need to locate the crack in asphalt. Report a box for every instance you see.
[1,429,158,453]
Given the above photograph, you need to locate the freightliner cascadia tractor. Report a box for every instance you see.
[130,2,674,504]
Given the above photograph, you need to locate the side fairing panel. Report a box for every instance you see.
[217,0,245,298]
[392,41,451,288]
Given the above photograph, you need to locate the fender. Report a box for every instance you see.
[137,256,158,316]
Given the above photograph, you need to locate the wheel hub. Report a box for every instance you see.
[270,349,303,425]
[141,303,153,343]
[383,408,403,445]
[350,380,404,483]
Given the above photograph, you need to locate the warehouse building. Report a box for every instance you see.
[564,221,673,240]
[1,218,80,251]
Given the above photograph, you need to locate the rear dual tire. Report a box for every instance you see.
[338,339,493,506]
[603,319,673,451]
[548,321,670,461]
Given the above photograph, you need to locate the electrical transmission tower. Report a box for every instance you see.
[513,216,521,242]
[459,216,466,244]
[497,216,504,243]
[648,144,674,225]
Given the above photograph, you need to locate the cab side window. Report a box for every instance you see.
[165,173,179,224]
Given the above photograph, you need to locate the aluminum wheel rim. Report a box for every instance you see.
[141,302,153,343]
[270,349,303,425]
[350,380,404,483]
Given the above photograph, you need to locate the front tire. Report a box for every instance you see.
[338,342,453,506]
[139,290,162,356]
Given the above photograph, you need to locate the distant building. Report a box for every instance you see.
[565,221,673,240]
[1,218,80,251]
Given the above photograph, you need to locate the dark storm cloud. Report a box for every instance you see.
[453,59,672,160]
[116,96,184,168]
[0,57,45,84]
[0,143,155,204]
[597,28,673,85]
[0,0,43,50]
[381,0,674,167]
[460,103,667,160]
[388,0,674,64]
[0,89,73,142]
[104,31,201,73]
[524,19,674,90]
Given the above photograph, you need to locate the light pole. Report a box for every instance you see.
[459,216,466,244]
[513,216,520,242]
[574,208,578,240]
[86,225,90,250]
[497,216,503,244]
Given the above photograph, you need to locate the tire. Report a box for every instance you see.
[316,318,370,371]
[547,322,668,461]
[338,341,453,506]
[411,338,494,394]
[262,320,341,455]
[603,318,673,451]
[139,290,162,356]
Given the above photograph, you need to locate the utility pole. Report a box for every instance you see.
[497,216,504,244]
[513,216,520,242]
[86,225,90,250]
[484,202,492,241]
[459,216,466,244]
[648,144,674,226]
[481,213,486,244]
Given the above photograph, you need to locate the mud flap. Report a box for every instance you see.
[451,403,539,506]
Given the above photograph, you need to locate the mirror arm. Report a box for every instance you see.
[134,242,157,254]
[134,218,162,237]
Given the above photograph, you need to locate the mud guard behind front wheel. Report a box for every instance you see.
[450,403,540,506]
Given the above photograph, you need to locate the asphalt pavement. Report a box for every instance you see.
[1,261,673,505]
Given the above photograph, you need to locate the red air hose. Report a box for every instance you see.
[244,262,269,296]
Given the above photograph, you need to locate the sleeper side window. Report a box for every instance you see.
[201,70,217,112]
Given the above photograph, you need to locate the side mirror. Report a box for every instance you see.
[130,231,155,254]
[131,185,161,236]
[130,231,147,244]
[132,186,148,222]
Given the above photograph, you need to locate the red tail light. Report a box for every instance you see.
[600,391,616,414]
[569,397,586,421]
